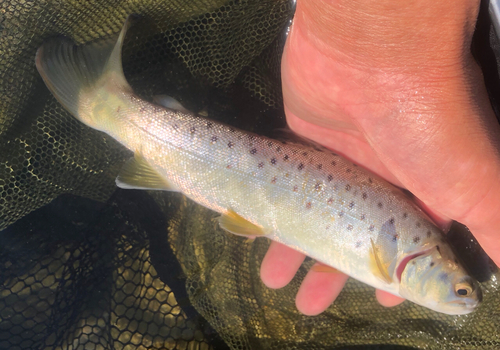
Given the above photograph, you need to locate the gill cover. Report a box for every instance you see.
[398,245,481,315]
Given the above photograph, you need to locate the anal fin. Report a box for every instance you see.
[218,209,267,237]
[116,153,179,191]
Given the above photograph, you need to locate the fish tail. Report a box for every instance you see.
[35,15,136,119]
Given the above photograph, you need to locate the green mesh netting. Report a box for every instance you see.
[1,0,500,349]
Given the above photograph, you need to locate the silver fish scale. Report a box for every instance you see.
[108,92,442,294]
[33,15,481,313]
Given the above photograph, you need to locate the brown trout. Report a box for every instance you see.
[35,17,481,315]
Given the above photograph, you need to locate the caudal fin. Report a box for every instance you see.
[35,16,136,118]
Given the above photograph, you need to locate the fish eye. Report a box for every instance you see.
[455,282,473,297]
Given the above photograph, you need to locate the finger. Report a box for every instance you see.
[295,263,349,316]
[375,289,405,307]
[260,241,305,289]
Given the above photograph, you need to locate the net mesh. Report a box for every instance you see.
[1,0,500,349]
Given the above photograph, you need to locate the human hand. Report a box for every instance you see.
[261,0,499,316]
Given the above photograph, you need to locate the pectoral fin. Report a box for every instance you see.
[218,209,267,237]
[370,238,393,284]
[116,153,179,191]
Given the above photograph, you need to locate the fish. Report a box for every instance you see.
[35,16,482,315]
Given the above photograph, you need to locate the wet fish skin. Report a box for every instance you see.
[35,16,481,315]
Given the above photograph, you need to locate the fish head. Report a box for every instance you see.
[398,244,482,315]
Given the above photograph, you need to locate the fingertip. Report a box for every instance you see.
[375,289,405,307]
[260,241,305,289]
[295,264,349,316]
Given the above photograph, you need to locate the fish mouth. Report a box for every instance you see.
[396,248,433,282]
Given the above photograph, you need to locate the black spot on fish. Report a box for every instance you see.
[250,148,257,155]
[430,262,435,267]
[368,177,373,183]
[436,245,441,255]
[454,258,458,264]
[315,183,321,191]
[298,163,304,170]
[403,213,408,219]
[276,146,281,152]
[339,211,344,217]
[427,230,432,238]
[349,202,355,209]
[392,234,399,242]
[416,222,421,228]
[389,218,395,225]
[229,127,235,132]
[271,177,277,184]
[362,193,367,200]
[226,164,232,169]
[206,122,213,129]
[306,202,312,209]
[327,197,334,205]
[228,141,234,148]
[190,127,196,134]
[355,241,362,248]
[258,162,264,168]
[302,152,308,156]
[317,164,323,170]
[293,185,298,192]
[327,174,333,182]
[173,124,179,131]
[247,135,256,141]
[281,141,288,145]
[270,158,277,165]
[413,236,421,244]
[345,184,351,191]
[331,161,337,166]
[139,106,146,113]
[353,163,358,167]
[283,154,289,161]
[377,202,383,208]
[369,225,375,232]
[346,168,351,173]
[211,136,218,143]
[360,214,366,220]
[267,141,273,148]
[347,224,353,231]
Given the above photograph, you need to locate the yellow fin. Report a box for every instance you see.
[116,153,179,191]
[370,238,393,284]
[218,210,267,237]
[311,263,341,274]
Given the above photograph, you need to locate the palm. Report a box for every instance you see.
[261,0,500,316]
